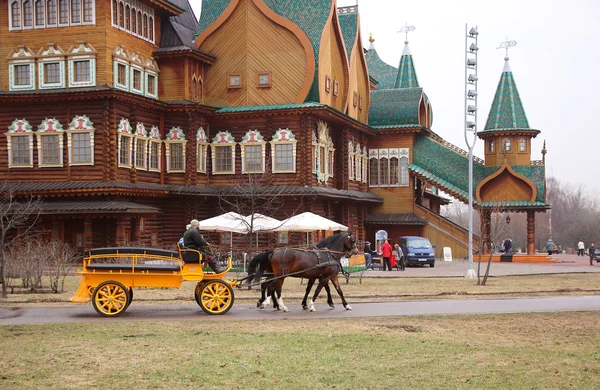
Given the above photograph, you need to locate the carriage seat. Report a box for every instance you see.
[177,243,204,264]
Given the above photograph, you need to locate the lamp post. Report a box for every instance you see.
[464,25,478,279]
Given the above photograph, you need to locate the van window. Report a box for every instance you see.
[406,238,432,249]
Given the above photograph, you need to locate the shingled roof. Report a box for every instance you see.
[480,57,539,135]
[338,7,358,61]
[159,0,213,57]
[411,135,548,208]
[394,41,420,89]
[369,88,423,128]
[365,46,398,90]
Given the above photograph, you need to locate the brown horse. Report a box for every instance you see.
[269,231,356,312]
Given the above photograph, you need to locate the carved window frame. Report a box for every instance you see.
[362,146,368,184]
[164,127,187,173]
[257,72,271,88]
[348,140,355,180]
[518,137,527,153]
[196,127,208,173]
[133,122,148,170]
[239,129,265,174]
[6,118,34,168]
[354,143,362,182]
[228,73,242,89]
[148,126,162,172]
[67,41,96,88]
[211,131,236,175]
[270,128,297,173]
[8,45,36,91]
[36,118,64,167]
[66,114,94,166]
[117,118,133,168]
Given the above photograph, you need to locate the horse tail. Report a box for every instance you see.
[252,250,273,284]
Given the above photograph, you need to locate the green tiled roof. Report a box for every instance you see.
[369,88,423,127]
[194,0,230,38]
[411,135,547,207]
[481,58,536,134]
[394,42,419,89]
[338,11,357,61]
[365,48,397,89]
[214,102,324,113]
[264,0,331,102]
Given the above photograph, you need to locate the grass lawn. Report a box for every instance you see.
[1,312,600,389]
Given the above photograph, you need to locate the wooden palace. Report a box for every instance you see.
[0,0,548,258]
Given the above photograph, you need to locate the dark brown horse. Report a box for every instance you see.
[247,250,334,310]
[269,231,356,312]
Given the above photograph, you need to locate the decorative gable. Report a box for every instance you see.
[241,129,265,143]
[272,128,296,142]
[166,127,186,140]
[37,118,64,132]
[212,131,234,144]
[68,115,94,130]
[134,123,148,137]
[117,118,133,134]
[149,126,161,140]
[8,118,33,133]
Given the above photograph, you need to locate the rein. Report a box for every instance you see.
[291,247,351,255]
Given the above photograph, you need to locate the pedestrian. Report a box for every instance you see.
[380,240,393,271]
[363,241,373,270]
[589,244,596,266]
[577,240,585,256]
[178,224,191,248]
[545,238,554,256]
[397,243,406,271]
[503,237,512,254]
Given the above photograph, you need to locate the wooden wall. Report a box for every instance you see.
[318,7,349,112]
[345,26,370,124]
[483,135,532,167]
[198,0,308,107]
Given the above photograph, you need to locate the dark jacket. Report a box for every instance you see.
[183,227,208,250]
[364,243,371,254]
[590,246,596,257]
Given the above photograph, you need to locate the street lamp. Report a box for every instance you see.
[464,24,479,279]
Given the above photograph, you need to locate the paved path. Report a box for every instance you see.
[361,253,600,278]
[2,295,600,325]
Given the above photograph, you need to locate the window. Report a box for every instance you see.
[148,126,161,172]
[73,60,90,82]
[23,0,33,27]
[146,73,156,97]
[118,1,123,27]
[67,115,94,165]
[488,140,495,153]
[502,138,511,152]
[348,141,355,180]
[131,68,142,92]
[362,146,368,184]
[14,64,31,86]
[137,10,142,35]
[519,137,527,152]
[148,16,153,40]
[58,0,68,24]
[11,1,21,29]
[228,73,242,89]
[257,72,271,87]
[354,143,362,182]
[117,118,133,168]
[333,80,339,97]
[124,4,130,29]
[36,118,64,167]
[313,121,334,183]
[130,6,136,32]
[278,232,289,244]
[6,119,34,168]
[240,130,265,174]
[143,13,148,38]
[114,61,128,90]
[133,123,148,170]
[325,75,331,93]
[112,0,117,25]
[271,128,296,173]
[82,0,92,22]
[46,0,56,25]
[353,92,358,107]
[369,148,409,187]
[211,131,235,175]
[43,62,60,84]
[196,127,208,173]
[70,0,80,23]
[359,96,364,110]
[165,127,187,173]
[35,0,45,26]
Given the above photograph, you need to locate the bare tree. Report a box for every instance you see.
[477,206,510,286]
[0,184,43,298]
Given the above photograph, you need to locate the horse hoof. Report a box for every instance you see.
[302,305,308,310]
[345,305,352,310]
[328,303,335,308]
[309,307,316,312]
[283,307,289,312]
[259,304,265,309]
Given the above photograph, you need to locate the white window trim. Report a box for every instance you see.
[68,58,96,87]
[58,0,69,27]
[145,71,158,99]
[81,0,95,25]
[196,143,207,173]
[211,131,236,175]
[354,143,362,182]
[9,62,36,91]
[368,148,409,188]
[34,0,45,29]
[110,0,154,43]
[9,0,22,31]
[38,60,66,89]
[362,147,368,184]
[6,119,34,168]
[129,64,144,95]
[113,59,129,91]
[348,140,355,181]
[36,118,64,167]
[66,115,94,166]
[240,129,266,174]
[117,118,133,168]
[315,120,333,184]
[147,125,161,172]
[133,123,148,170]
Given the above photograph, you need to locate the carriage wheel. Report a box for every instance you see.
[126,288,134,309]
[92,281,130,317]
[196,280,234,315]
[194,282,206,306]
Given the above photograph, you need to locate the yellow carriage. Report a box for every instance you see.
[70,246,239,317]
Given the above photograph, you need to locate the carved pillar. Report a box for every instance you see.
[116,218,126,246]
[84,218,93,251]
[527,211,535,255]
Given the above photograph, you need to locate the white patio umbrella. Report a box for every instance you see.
[196,212,249,254]
[245,213,283,248]
[274,212,348,232]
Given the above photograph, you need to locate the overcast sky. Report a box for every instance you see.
[188,0,600,195]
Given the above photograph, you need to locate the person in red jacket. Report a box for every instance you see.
[380,240,393,271]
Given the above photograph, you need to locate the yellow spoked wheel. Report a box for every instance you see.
[92,281,130,317]
[196,280,234,315]
[194,282,206,306]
